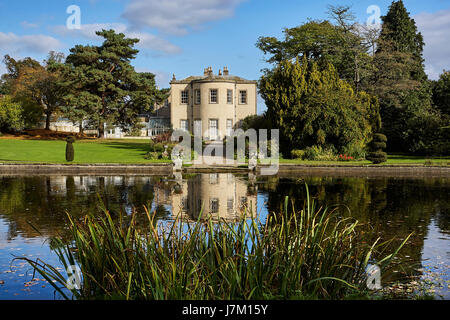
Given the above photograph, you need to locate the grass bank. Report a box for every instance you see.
[1,138,448,166]
[18,188,411,300]
[280,154,450,166]
[0,138,168,164]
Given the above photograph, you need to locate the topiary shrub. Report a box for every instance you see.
[367,133,387,164]
[153,143,165,153]
[66,136,75,162]
[291,149,305,160]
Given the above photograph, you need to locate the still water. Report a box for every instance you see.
[0,173,449,299]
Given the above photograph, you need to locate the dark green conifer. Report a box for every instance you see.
[367,133,387,164]
[66,136,75,162]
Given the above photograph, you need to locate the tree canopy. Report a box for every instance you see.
[432,71,450,118]
[0,95,24,133]
[259,57,380,156]
[371,0,443,153]
[257,1,448,155]
[378,0,425,81]
[256,6,373,91]
[1,54,61,128]
[62,29,159,137]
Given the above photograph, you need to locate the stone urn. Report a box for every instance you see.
[162,145,169,159]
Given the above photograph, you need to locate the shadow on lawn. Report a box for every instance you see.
[100,142,152,155]
[389,154,450,160]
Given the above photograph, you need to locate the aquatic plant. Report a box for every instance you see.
[18,186,410,300]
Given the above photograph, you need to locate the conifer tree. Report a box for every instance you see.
[259,57,380,156]
[63,30,159,138]
[65,136,75,162]
[378,0,426,81]
[372,0,440,153]
[367,133,387,164]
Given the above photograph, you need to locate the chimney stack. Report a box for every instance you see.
[223,66,229,76]
[206,66,213,77]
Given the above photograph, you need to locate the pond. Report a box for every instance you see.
[0,173,449,299]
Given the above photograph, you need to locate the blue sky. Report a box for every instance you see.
[1,0,449,114]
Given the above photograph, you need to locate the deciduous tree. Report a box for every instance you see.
[256,6,373,91]
[0,95,24,133]
[2,53,66,130]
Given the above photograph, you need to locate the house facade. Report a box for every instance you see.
[36,67,257,139]
[169,67,257,140]
[161,173,257,221]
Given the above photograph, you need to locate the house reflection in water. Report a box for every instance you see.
[10,174,258,224]
[155,173,258,221]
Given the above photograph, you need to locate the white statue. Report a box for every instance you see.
[173,151,183,172]
[248,151,257,171]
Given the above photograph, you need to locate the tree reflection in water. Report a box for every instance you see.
[0,173,448,298]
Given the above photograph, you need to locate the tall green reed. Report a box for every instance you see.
[17,185,411,300]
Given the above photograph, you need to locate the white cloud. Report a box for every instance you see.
[0,32,62,55]
[52,23,128,40]
[122,0,246,35]
[0,63,6,76]
[414,9,450,80]
[52,23,181,54]
[21,21,39,29]
[128,32,181,54]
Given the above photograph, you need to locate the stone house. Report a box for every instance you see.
[169,66,257,140]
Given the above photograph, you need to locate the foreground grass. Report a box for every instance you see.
[0,138,168,164]
[18,188,410,300]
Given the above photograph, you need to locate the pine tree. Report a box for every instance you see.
[378,0,426,81]
[63,30,159,138]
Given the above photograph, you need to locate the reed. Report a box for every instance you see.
[18,186,410,300]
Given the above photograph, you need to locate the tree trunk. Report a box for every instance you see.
[354,53,360,93]
[98,122,105,138]
[79,121,84,135]
[45,112,51,131]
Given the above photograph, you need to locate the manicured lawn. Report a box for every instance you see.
[0,138,448,166]
[0,138,169,164]
[279,159,371,165]
[280,154,450,166]
[385,154,450,165]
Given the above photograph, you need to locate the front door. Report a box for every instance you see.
[209,119,218,141]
